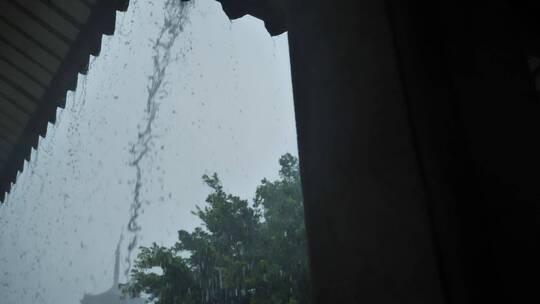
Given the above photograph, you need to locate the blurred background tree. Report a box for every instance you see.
[122,154,310,304]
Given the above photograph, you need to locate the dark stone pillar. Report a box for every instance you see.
[287,1,540,303]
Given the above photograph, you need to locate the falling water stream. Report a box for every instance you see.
[124,0,194,276]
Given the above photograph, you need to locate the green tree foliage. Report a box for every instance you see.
[122,154,310,304]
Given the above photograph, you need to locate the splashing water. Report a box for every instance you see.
[125,0,193,277]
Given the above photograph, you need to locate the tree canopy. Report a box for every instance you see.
[122,154,311,304]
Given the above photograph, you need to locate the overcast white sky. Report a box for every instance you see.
[0,1,297,302]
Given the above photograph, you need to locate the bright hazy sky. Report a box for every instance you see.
[0,1,297,302]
